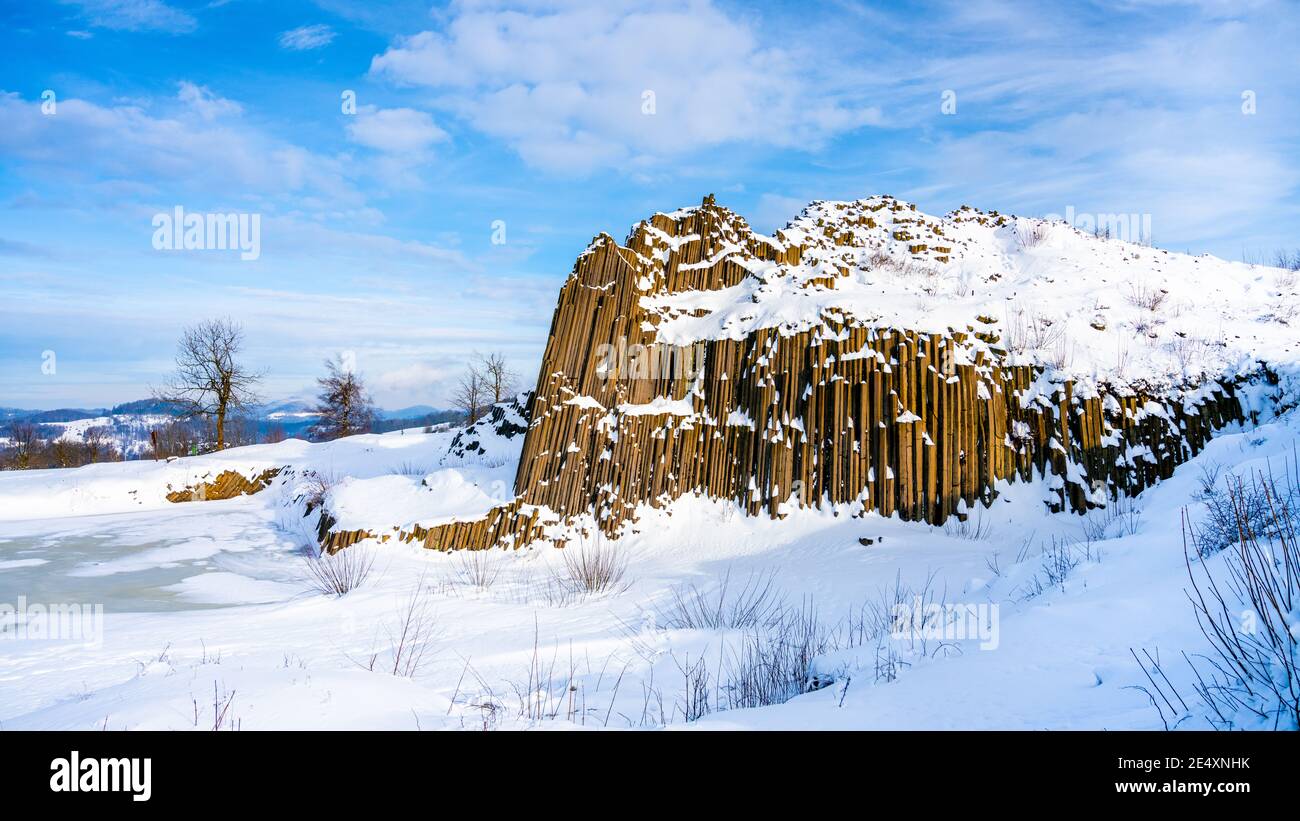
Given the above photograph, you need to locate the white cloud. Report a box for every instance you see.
[261,216,473,273]
[279,24,336,51]
[373,361,458,396]
[176,81,241,121]
[884,1,1300,253]
[345,106,449,154]
[60,0,197,34]
[0,91,360,206]
[907,104,1300,251]
[369,0,880,173]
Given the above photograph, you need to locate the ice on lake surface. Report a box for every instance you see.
[0,501,305,612]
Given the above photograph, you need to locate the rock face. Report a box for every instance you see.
[166,468,282,503]
[445,391,532,461]
[401,195,1254,551]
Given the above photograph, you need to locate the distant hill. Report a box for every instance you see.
[110,398,186,416]
[371,409,463,433]
[255,396,318,418]
[377,405,440,420]
[23,408,108,423]
[4,396,464,449]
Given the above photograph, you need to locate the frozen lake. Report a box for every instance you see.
[0,500,306,613]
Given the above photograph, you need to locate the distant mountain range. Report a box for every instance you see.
[1,397,463,450]
[3,398,452,424]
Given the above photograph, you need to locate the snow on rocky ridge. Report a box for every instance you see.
[635,195,1299,390]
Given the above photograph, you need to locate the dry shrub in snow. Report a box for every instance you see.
[653,568,785,630]
[455,549,502,589]
[389,461,429,477]
[354,583,440,678]
[301,542,375,597]
[1182,471,1300,729]
[552,535,628,596]
[1168,335,1214,382]
[646,570,957,719]
[1040,537,1084,591]
[1004,304,1065,356]
[1271,257,1300,322]
[457,570,968,728]
[1048,337,1075,370]
[1193,464,1297,558]
[1014,538,1098,600]
[1014,221,1048,248]
[867,249,895,270]
[1125,280,1168,313]
[721,599,837,710]
[1136,469,1300,730]
[942,510,992,540]
[384,586,439,678]
[302,469,338,511]
[643,601,837,721]
[670,652,712,722]
[468,619,608,726]
[1272,249,1300,272]
[1080,492,1141,542]
[194,681,240,731]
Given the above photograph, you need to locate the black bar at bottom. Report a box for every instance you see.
[0,729,1287,806]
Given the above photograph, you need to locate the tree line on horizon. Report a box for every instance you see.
[0,318,518,470]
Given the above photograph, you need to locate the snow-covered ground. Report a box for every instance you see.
[2,400,1295,730]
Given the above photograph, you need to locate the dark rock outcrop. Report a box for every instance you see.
[446,391,533,460]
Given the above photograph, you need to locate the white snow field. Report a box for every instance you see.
[1,392,1296,731]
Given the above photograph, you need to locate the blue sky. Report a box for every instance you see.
[1,0,1297,410]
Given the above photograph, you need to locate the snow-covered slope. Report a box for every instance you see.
[0,423,518,532]
[638,195,1299,390]
[40,414,175,458]
[1,398,1295,730]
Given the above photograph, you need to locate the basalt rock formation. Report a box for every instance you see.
[446,392,532,461]
[166,467,282,503]
[346,195,1261,551]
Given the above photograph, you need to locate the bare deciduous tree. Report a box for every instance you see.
[6,422,41,469]
[2,423,120,470]
[450,352,516,425]
[155,318,262,451]
[221,415,259,448]
[478,352,518,404]
[310,356,376,441]
[451,366,488,424]
[150,419,202,459]
[49,437,77,468]
[82,426,111,462]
